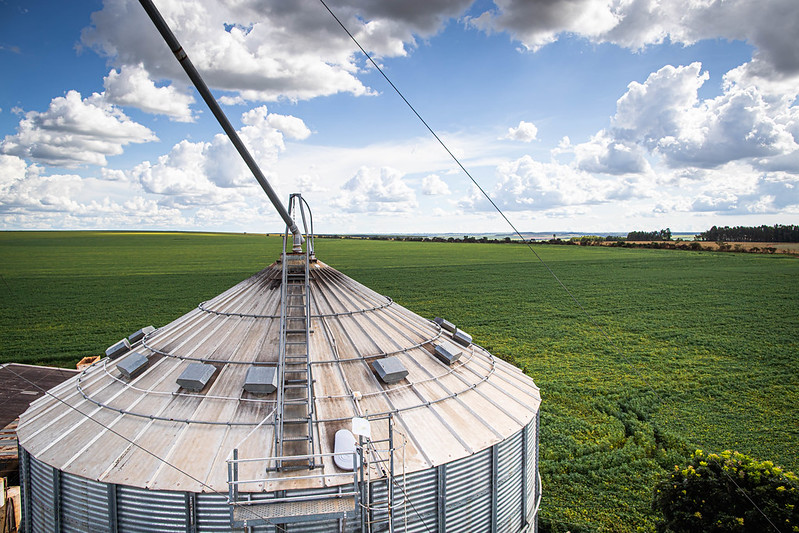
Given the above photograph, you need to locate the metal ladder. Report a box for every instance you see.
[360,414,400,533]
[274,195,316,470]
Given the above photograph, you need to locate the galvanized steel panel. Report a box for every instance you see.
[116,485,188,532]
[196,493,232,532]
[395,467,439,533]
[29,455,56,533]
[526,419,538,518]
[61,471,110,532]
[445,448,492,532]
[497,429,524,532]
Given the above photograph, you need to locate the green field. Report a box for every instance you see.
[1,231,797,532]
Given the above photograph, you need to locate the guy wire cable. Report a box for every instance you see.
[315,1,785,531]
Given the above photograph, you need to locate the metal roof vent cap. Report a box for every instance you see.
[243,366,277,394]
[128,325,156,344]
[117,352,149,380]
[176,363,216,392]
[452,328,472,347]
[434,317,456,333]
[433,344,462,365]
[105,339,131,359]
[373,356,409,384]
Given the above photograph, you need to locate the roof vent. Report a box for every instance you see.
[105,339,131,359]
[176,363,216,392]
[433,344,461,365]
[117,352,149,380]
[452,328,472,347]
[434,317,456,333]
[243,366,277,394]
[128,325,156,344]
[373,356,409,384]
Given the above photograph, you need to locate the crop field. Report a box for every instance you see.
[1,231,797,532]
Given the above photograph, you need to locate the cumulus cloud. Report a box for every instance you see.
[332,166,417,213]
[0,90,157,167]
[501,120,538,142]
[80,0,474,107]
[571,131,650,175]
[103,64,195,121]
[608,62,799,170]
[421,174,451,195]
[471,0,799,79]
[460,155,631,212]
[129,105,309,205]
[0,154,183,228]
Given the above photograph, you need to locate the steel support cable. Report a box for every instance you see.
[317,2,785,531]
[6,364,279,526]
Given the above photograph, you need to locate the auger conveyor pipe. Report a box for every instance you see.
[138,0,303,251]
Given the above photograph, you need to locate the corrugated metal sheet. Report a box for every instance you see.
[395,467,439,533]
[61,471,109,532]
[29,455,55,532]
[497,430,524,532]
[445,448,492,532]
[526,418,538,519]
[196,493,231,532]
[116,485,188,532]
[22,421,536,533]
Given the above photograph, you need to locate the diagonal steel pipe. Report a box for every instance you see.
[138,0,303,251]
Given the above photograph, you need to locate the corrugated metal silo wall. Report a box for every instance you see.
[20,418,538,533]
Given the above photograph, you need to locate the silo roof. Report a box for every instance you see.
[17,259,540,493]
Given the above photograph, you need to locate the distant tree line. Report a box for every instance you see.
[697,224,799,242]
[627,228,672,241]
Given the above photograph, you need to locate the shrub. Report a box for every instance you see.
[653,449,799,532]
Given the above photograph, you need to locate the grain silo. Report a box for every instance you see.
[17,213,541,532]
[17,2,542,530]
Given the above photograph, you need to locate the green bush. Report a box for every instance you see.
[653,450,799,532]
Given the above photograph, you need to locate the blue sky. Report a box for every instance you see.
[2,0,798,234]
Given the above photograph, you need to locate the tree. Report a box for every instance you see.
[653,449,799,532]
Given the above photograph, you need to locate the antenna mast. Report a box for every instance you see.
[138,0,303,252]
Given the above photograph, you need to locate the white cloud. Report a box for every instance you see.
[571,131,650,175]
[103,64,195,122]
[128,106,309,206]
[609,62,799,170]
[0,154,184,228]
[0,90,157,168]
[80,0,474,107]
[469,0,619,52]
[421,174,451,195]
[472,0,799,79]
[460,155,631,212]
[332,166,417,213]
[502,120,538,142]
[266,114,312,141]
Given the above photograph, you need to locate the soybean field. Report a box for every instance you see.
[1,231,797,532]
